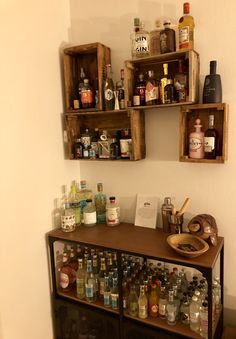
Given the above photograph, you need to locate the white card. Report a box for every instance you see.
[135,195,158,229]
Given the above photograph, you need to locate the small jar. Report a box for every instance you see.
[83,199,96,227]
[106,196,120,226]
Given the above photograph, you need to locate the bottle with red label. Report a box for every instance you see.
[80,78,94,109]
[179,2,195,50]
[149,283,159,317]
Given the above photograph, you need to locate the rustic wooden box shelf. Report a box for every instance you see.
[179,103,229,163]
[63,109,146,161]
[63,42,111,112]
[124,50,199,108]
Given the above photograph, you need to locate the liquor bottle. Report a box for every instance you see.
[166,289,177,325]
[77,180,93,222]
[120,128,132,158]
[103,275,111,307]
[76,258,86,299]
[189,118,205,159]
[148,283,159,318]
[159,63,171,104]
[122,280,129,311]
[106,196,120,226]
[98,257,107,301]
[85,259,96,303]
[150,20,161,56]
[159,285,167,319]
[104,64,115,110]
[111,277,119,310]
[131,20,150,58]
[138,285,148,319]
[204,115,219,159]
[94,183,107,223]
[199,301,208,339]
[98,129,110,159]
[179,2,195,50]
[74,138,84,159]
[81,128,91,149]
[130,17,141,58]
[164,79,175,104]
[78,67,86,105]
[160,20,176,54]
[128,284,139,316]
[110,138,120,159]
[59,252,76,292]
[116,69,125,109]
[189,295,200,332]
[145,70,158,105]
[60,186,76,233]
[133,73,146,106]
[69,181,81,226]
[203,60,222,103]
[68,247,78,272]
[92,254,99,298]
[94,76,99,109]
[83,199,96,227]
[71,59,79,110]
[161,197,174,233]
[80,78,94,109]
[174,59,188,102]
[179,297,190,325]
[90,128,99,159]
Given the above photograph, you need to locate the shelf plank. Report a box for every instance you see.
[47,223,224,270]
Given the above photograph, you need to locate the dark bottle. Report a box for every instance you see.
[116,69,125,109]
[110,138,120,159]
[104,64,115,110]
[78,67,86,106]
[174,59,188,102]
[80,78,94,109]
[160,20,176,54]
[90,128,100,159]
[164,79,175,104]
[134,73,146,106]
[204,115,219,159]
[74,138,84,159]
[203,60,222,103]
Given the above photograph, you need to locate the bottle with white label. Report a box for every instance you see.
[138,285,148,319]
[85,259,96,302]
[189,118,205,159]
[106,196,120,226]
[83,199,96,227]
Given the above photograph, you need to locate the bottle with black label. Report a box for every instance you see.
[204,115,219,159]
[203,60,222,103]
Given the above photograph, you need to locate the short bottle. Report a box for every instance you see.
[189,118,205,159]
[145,70,159,105]
[133,73,146,106]
[80,78,94,109]
[138,285,148,319]
[76,258,86,299]
[204,114,219,159]
[160,20,176,54]
[94,183,107,223]
[166,289,177,325]
[83,199,96,226]
[128,284,139,317]
[85,259,96,303]
[179,2,195,50]
[203,60,222,103]
[150,20,161,56]
[148,283,159,318]
[106,196,120,226]
[189,295,200,332]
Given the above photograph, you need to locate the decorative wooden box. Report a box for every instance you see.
[63,42,111,112]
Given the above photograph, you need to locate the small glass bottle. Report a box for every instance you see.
[174,59,188,102]
[189,295,200,332]
[59,252,76,292]
[76,258,86,299]
[204,114,219,159]
[104,64,115,110]
[74,138,84,159]
[138,285,148,319]
[104,275,111,307]
[159,285,167,319]
[80,78,94,109]
[189,118,205,159]
[111,277,119,310]
[106,196,120,226]
[133,73,146,106]
[180,297,190,325]
[94,183,107,224]
[85,259,96,303]
[160,20,176,54]
[166,289,177,325]
[145,70,159,105]
[83,199,96,227]
[150,20,161,56]
[61,186,76,233]
[179,2,195,50]
[128,284,139,317]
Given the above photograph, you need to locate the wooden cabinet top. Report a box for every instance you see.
[47,223,223,270]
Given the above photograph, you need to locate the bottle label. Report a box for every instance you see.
[99,281,105,295]
[139,304,148,317]
[145,82,158,102]
[104,292,111,306]
[133,95,140,106]
[179,27,190,49]
[159,303,166,316]
[81,136,91,147]
[189,137,203,151]
[105,89,114,101]
[61,215,76,232]
[133,34,149,57]
[106,206,120,225]
[84,211,96,225]
[190,311,199,323]
[81,90,93,104]
[73,99,80,109]
[85,284,94,298]
[204,137,215,152]
[120,139,132,158]
[59,272,69,289]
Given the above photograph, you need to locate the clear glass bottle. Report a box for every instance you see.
[189,118,205,159]
[160,20,176,54]
[159,285,167,319]
[80,78,94,109]
[166,289,177,325]
[69,181,81,227]
[85,259,96,303]
[128,284,139,317]
[98,257,107,301]
[204,115,219,159]
[104,275,111,307]
[61,186,76,233]
[138,285,148,319]
[189,295,200,332]
[145,70,159,105]
[159,63,172,104]
[180,297,190,325]
[200,301,208,339]
[77,180,93,222]
[130,17,140,58]
[111,277,119,310]
[94,183,107,223]
[150,20,161,56]
[179,2,195,50]
[131,20,150,58]
[106,196,120,226]
[104,64,115,110]
[83,199,96,227]
[76,258,86,299]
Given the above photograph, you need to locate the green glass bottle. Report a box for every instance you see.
[94,183,107,223]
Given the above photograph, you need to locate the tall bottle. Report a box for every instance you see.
[138,285,148,319]
[131,17,141,58]
[77,180,93,222]
[106,196,120,226]
[148,283,159,318]
[174,59,188,102]
[204,115,219,159]
[166,289,177,325]
[69,181,81,226]
[203,60,222,103]
[78,67,86,106]
[189,118,205,159]
[76,258,86,299]
[128,284,139,316]
[150,20,161,56]
[103,275,111,307]
[94,183,107,223]
[179,2,195,50]
[104,64,115,110]
[111,277,119,310]
[131,20,150,58]
[83,199,96,227]
[85,259,96,303]
[159,63,171,104]
[145,70,159,105]
[116,69,125,109]
[161,197,174,233]
[160,20,176,54]
[60,186,76,233]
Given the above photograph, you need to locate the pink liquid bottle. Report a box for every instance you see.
[189,118,204,159]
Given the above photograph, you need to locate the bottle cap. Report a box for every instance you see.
[163,20,171,26]
[134,17,140,27]
[86,199,92,203]
[210,60,217,74]
[183,2,190,14]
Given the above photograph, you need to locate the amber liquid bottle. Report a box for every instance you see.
[204,114,219,159]
[179,2,195,50]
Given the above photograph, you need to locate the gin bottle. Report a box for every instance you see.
[131,20,150,58]
[76,258,86,299]
[83,199,96,227]
[104,64,115,110]
[69,181,81,226]
[94,183,107,223]
[85,259,96,303]
[77,180,93,222]
[104,275,111,307]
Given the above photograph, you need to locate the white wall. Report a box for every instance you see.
[0,1,80,339]
[70,0,236,326]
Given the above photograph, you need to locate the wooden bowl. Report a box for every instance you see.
[166,233,209,258]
